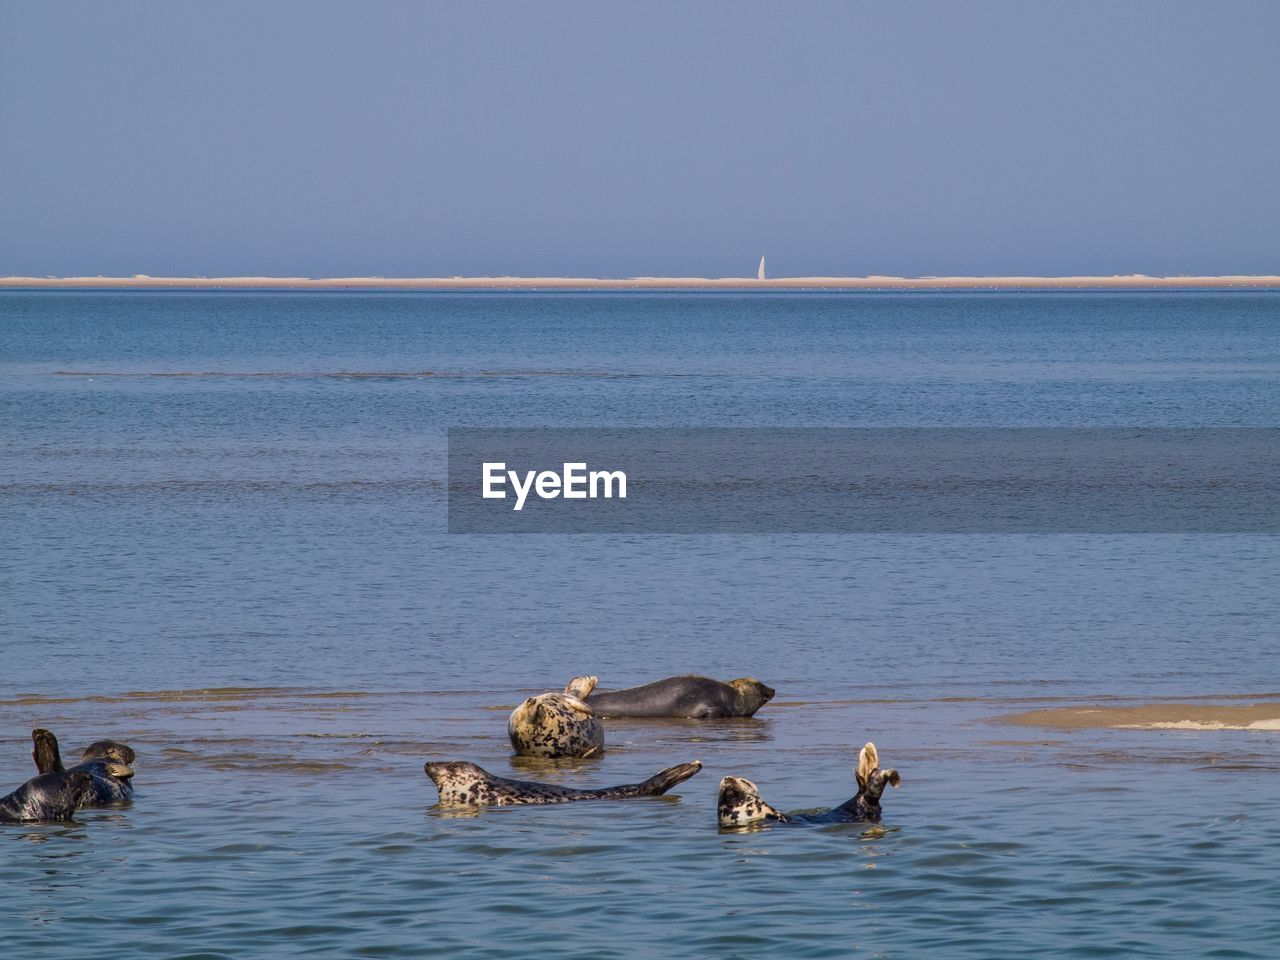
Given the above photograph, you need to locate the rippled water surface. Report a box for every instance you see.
[2,292,1278,957]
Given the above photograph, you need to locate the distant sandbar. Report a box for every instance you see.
[1001,701,1280,732]
[3,274,1280,291]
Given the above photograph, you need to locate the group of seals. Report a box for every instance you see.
[6,683,900,830]
[434,673,777,806]
[436,672,900,828]
[1,729,137,823]
[716,742,900,828]
[506,674,775,759]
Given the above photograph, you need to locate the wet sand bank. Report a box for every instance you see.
[1001,700,1280,731]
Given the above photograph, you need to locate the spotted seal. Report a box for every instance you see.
[717,742,900,827]
[507,676,605,758]
[424,759,702,806]
[32,728,136,806]
[585,675,776,719]
[1,770,110,823]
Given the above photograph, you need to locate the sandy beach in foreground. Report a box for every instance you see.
[3,274,1280,290]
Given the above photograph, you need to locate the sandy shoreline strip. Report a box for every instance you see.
[1001,702,1280,732]
[3,274,1280,291]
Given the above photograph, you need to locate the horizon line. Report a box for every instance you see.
[2,273,1280,291]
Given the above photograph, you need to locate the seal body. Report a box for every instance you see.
[718,742,901,828]
[424,759,702,807]
[586,675,775,719]
[31,729,136,806]
[507,676,605,758]
[0,770,98,822]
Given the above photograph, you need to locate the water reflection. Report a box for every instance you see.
[431,805,482,820]
[606,716,776,744]
[6,822,91,846]
[502,751,609,772]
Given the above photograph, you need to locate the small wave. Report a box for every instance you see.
[0,687,391,706]
[789,691,1280,708]
[51,369,642,380]
[160,746,359,773]
[0,479,446,495]
[1121,719,1280,731]
[0,686,516,707]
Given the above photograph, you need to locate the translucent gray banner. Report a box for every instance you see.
[447,428,1279,533]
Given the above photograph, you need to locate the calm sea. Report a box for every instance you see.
[2,291,1278,958]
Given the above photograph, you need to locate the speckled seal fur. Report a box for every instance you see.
[717,742,901,828]
[424,759,703,806]
[507,676,605,758]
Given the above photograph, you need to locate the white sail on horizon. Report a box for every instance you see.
[757,256,766,281]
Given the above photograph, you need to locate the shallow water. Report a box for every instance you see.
[2,292,1278,957]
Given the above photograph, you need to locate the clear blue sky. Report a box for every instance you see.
[2,1,1277,277]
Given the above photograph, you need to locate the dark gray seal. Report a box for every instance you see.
[1,770,105,822]
[717,742,900,828]
[424,759,702,807]
[507,676,605,758]
[32,728,136,806]
[584,675,775,719]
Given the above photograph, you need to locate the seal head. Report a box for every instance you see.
[507,676,605,758]
[80,740,136,767]
[728,678,776,716]
[717,775,787,827]
[30,729,136,806]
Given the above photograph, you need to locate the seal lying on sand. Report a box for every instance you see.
[32,728,136,805]
[583,675,775,719]
[508,676,605,758]
[424,759,703,807]
[717,742,900,827]
[1,770,106,822]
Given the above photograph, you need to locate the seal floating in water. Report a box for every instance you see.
[508,676,605,758]
[584,675,775,719]
[31,728,136,806]
[717,742,900,827]
[1,770,105,823]
[424,759,702,806]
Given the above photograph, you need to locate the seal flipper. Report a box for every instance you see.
[854,742,879,790]
[631,760,703,796]
[564,675,598,699]
[580,761,703,799]
[854,742,901,801]
[32,729,64,774]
